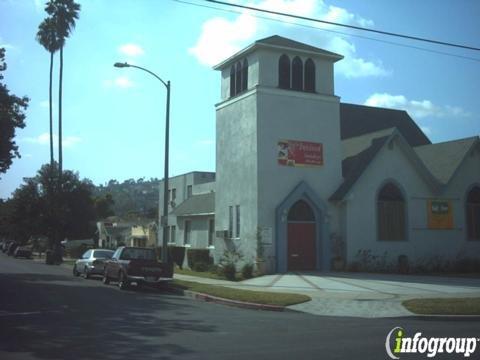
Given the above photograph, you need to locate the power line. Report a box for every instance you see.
[173,0,480,62]
[203,0,480,52]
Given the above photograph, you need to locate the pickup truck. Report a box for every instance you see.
[103,246,173,290]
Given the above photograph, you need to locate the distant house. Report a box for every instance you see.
[97,218,158,249]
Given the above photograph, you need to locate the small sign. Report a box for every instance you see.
[278,139,323,167]
[427,199,453,229]
[260,227,272,244]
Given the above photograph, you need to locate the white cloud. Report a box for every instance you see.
[22,133,82,148]
[189,13,257,66]
[118,43,144,57]
[420,126,431,135]
[364,93,470,119]
[189,0,387,78]
[328,37,389,78]
[102,76,134,89]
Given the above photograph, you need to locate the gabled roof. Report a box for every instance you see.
[341,127,396,160]
[173,192,215,217]
[340,103,431,147]
[414,137,479,184]
[330,130,441,201]
[213,35,343,70]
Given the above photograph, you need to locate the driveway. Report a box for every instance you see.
[238,272,480,318]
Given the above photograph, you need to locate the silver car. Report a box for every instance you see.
[73,249,114,279]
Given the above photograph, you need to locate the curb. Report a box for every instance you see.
[173,287,286,312]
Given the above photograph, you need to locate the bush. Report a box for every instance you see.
[221,263,236,281]
[192,262,210,272]
[68,244,89,259]
[241,263,254,279]
[169,246,186,269]
[187,249,213,269]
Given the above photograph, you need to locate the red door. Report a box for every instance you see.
[287,222,316,271]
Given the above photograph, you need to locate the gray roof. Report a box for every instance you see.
[330,136,389,201]
[173,192,215,217]
[256,35,343,59]
[341,127,396,160]
[340,103,431,147]
[414,137,479,184]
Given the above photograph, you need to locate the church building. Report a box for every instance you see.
[159,35,480,274]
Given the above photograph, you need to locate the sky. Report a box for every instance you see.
[0,0,479,199]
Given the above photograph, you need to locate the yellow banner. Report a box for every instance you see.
[427,199,453,229]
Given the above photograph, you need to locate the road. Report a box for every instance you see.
[0,253,479,360]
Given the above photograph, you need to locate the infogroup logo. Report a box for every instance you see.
[385,327,479,359]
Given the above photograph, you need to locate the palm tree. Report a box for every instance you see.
[36,17,61,167]
[45,0,81,180]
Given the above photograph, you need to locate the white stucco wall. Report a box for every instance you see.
[343,136,480,269]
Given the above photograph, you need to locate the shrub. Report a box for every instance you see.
[169,246,186,269]
[187,249,213,269]
[68,244,89,259]
[241,263,254,279]
[192,261,210,272]
[221,263,236,281]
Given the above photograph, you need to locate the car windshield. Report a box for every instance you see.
[120,248,157,261]
[93,250,113,259]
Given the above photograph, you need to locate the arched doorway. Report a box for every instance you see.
[287,200,316,271]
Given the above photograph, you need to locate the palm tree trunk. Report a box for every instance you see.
[49,51,54,166]
[58,46,63,182]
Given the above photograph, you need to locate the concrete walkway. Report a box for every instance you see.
[174,272,480,318]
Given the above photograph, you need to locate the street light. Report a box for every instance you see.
[114,61,170,264]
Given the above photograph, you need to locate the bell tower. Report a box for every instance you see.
[214,35,343,272]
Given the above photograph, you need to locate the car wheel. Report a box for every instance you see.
[118,271,129,290]
[84,267,90,279]
[102,272,110,285]
[73,265,80,277]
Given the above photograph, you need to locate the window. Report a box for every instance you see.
[167,190,171,202]
[377,183,406,241]
[304,58,315,92]
[278,54,291,89]
[228,206,233,238]
[208,219,215,247]
[184,220,191,245]
[235,205,240,237]
[292,56,303,91]
[230,59,248,97]
[466,186,480,240]
[171,188,176,201]
[288,200,315,222]
[230,65,236,98]
[242,59,248,92]
[187,185,193,198]
[171,225,176,244]
[235,61,242,95]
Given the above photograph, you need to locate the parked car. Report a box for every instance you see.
[103,246,173,290]
[7,242,18,256]
[73,249,114,279]
[2,240,13,253]
[14,246,32,259]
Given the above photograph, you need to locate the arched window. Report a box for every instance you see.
[241,59,248,92]
[377,183,406,241]
[288,200,315,222]
[278,54,291,89]
[466,186,480,240]
[304,58,315,92]
[292,56,303,91]
[230,65,236,98]
[235,61,242,95]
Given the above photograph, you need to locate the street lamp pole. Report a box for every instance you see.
[114,62,170,263]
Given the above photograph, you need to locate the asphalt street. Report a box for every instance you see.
[0,253,479,360]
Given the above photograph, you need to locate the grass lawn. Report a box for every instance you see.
[175,267,227,280]
[173,279,311,307]
[403,297,480,315]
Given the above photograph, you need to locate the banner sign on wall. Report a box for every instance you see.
[277,139,323,167]
[427,199,453,229]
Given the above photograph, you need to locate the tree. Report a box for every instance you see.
[94,193,115,219]
[45,0,81,178]
[36,17,62,166]
[0,48,29,176]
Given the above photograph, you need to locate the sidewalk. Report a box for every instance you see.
[174,272,480,318]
